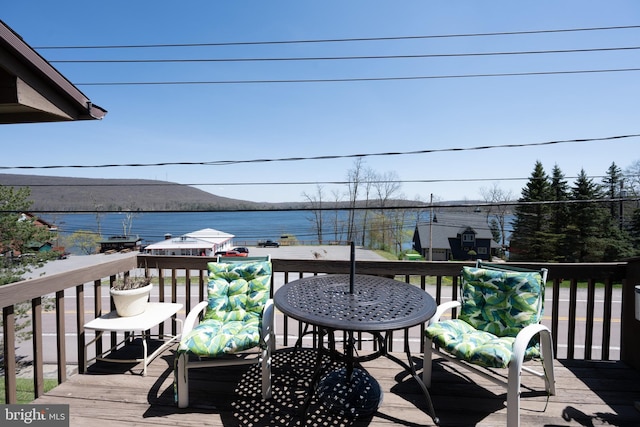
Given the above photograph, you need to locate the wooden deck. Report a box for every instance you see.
[32,342,640,427]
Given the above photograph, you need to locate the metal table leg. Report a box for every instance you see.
[384,340,439,425]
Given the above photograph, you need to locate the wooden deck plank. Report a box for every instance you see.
[31,345,640,427]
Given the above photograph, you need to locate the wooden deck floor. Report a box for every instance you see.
[32,342,640,427]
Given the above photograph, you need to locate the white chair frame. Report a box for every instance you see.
[422,262,555,427]
[175,261,275,408]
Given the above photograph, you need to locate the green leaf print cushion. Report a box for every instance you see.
[459,266,543,336]
[425,266,544,368]
[178,261,272,357]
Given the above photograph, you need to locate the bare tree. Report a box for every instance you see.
[358,165,376,247]
[120,199,141,237]
[387,197,414,254]
[373,171,401,209]
[302,184,325,244]
[624,159,640,198]
[122,212,137,236]
[480,183,513,252]
[346,159,364,242]
[90,194,104,236]
[371,171,401,250]
[330,189,345,243]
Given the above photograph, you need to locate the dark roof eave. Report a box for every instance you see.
[0,20,107,122]
[85,102,108,120]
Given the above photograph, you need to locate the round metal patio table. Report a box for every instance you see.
[274,274,439,424]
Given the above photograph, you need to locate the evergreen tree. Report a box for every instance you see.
[602,162,624,224]
[549,165,571,261]
[630,208,640,251]
[565,169,608,262]
[599,219,635,261]
[512,163,636,262]
[600,162,635,260]
[489,217,501,244]
[510,161,553,261]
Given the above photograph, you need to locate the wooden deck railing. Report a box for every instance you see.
[0,254,628,404]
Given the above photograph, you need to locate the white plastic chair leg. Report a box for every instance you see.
[423,336,434,388]
[540,330,556,396]
[507,357,522,427]
[176,353,189,408]
[261,346,272,399]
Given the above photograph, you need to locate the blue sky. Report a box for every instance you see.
[2,1,639,204]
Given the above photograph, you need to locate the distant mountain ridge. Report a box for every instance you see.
[0,174,276,211]
[0,174,484,212]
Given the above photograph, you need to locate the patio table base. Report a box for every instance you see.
[316,367,383,418]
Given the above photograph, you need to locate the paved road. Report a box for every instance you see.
[25,244,386,279]
[233,245,388,261]
[24,251,138,280]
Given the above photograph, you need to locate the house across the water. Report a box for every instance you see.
[412,211,501,261]
[144,228,234,256]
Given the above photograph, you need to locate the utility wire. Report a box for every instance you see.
[47,46,640,63]
[32,25,640,50]
[74,68,640,86]
[0,134,637,170]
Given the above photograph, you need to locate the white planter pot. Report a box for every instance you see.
[110,283,153,317]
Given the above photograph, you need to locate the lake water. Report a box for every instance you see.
[43,211,339,246]
[42,210,512,253]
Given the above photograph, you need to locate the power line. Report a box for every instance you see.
[74,67,640,86]
[32,25,640,50]
[47,46,640,63]
[1,133,637,170]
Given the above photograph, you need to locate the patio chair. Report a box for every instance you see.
[174,258,274,408]
[423,261,555,427]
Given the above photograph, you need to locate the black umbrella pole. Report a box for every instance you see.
[350,241,355,294]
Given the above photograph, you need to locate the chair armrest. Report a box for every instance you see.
[429,300,462,325]
[512,323,552,362]
[182,300,209,336]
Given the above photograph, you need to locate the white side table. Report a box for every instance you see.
[84,302,183,376]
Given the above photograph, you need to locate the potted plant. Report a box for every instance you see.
[110,274,153,317]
